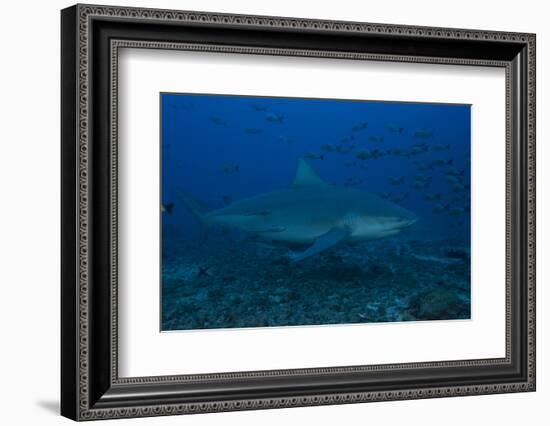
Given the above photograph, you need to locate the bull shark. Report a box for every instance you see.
[179,160,417,261]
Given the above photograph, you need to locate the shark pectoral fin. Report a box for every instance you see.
[288,227,350,262]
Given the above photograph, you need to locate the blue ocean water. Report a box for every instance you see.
[160,93,471,331]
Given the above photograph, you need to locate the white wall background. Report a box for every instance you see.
[0,0,546,424]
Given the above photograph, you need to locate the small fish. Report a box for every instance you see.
[352,121,369,132]
[161,202,175,214]
[415,174,432,184]
[340,136,355,144]
[222,196,233,205]
[355,150,372,160]
[321,144,337,152]
[210,116,227,126]
[244,128,261,135]
[387,176,405,186]
[265,113,285,123]
[433,203,451,213]
[305,152,324,160]
[429,158,453,168]
[412,181,430,190]
[279,136,292,144]
[411,142,429,150]
[413,160,430,171]
[415,162,432,171]
[221,164,240,173]
[445,175,461,184]
[414,128,434,139]
[344,176,363,187]
[371,149,385,159]
[368,136,384,143]
[385,122,404,133]
[431,143,451,151]
[171,101,195,110]
[408,145,429,156]
[388,148,407,156]
[391,193,409,203]
[444,166,464,177]
[336,145,355,154]
[450,207,466,216]
[424,193,441,201]
[452,183,470,193]
[251,104,268,111]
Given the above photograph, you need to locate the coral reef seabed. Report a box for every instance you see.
[161,236,471,331]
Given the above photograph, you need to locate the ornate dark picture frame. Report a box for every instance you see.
[61,4,536,421]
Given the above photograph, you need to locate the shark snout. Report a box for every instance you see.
[399,218,417,228]
[395,215,417,229]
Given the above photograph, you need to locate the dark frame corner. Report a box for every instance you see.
[61,3,535,421]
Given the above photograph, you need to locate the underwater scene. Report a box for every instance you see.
[161,93,471,331]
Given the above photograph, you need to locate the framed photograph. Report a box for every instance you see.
[61,4,536,421]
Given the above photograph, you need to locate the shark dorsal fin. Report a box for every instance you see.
[291,159,328,187]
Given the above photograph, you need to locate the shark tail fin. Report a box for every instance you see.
[176,189,212,241]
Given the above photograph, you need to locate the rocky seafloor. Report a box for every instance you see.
[161,236,471,331]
